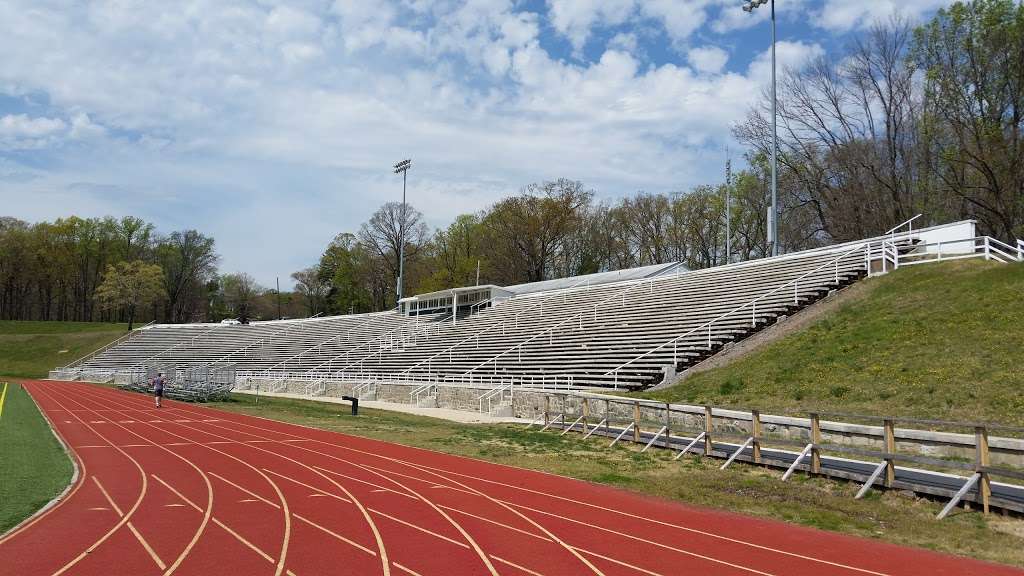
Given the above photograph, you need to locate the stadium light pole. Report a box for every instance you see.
[743,0,779,257]
[393,158,412,306]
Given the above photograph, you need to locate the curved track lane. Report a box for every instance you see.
[1,380,1022,576]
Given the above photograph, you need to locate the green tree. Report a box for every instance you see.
[93,260,166,331]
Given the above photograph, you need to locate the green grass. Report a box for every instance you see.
[0,321,128,379]
[639,260,1024,425]
[207,393,1024,567]
[0,381,74,534]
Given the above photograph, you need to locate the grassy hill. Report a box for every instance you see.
[0,321,128,379]
[641,259,1024,425]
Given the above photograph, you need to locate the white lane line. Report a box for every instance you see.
[393,562,426,576]
[573,547,665,576]
[209,471,280,509]
[490,555,546,576]
[313,465,415,499]
[292,513,377,556]
[93,477,166,571]
[368,508,470,549]
[262,468,352,504]
[505,500,775,576]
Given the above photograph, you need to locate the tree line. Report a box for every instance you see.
[0,215,302,326]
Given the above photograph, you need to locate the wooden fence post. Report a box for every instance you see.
[883,419,895,487]
[704,406,713,457]
[582,397,590,433]
[633,401,641,443]
[664,402,672,448]
[810,413,821,475]
[605,399,611,434]
[752,410,762,464]
[976,426,991,514]
[544,395,550,427]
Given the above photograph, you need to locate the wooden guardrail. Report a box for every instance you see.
[523,390,1024,518]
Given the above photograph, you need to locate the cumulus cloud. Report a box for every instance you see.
[688,46,730,75]
[813,0,952,31]
[0,114,67,149]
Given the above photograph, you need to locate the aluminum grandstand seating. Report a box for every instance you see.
[53,221,1018,392]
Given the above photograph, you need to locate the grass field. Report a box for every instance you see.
[0,321,128,379]
[0,381,74,535]
[640,260,1024,425]
[207,392,1024,567]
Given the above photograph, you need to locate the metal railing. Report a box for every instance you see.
[127,322,227,372]
[260,311,395,374]
[895,236,1023,267]
[59,320,156,373]
[604,240,875,384]
[204,315,321,369]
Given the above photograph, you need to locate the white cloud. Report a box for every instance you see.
[0,114,67,149]
[688,45,729,74]
[547,0,636,52]
[747,40,825,83]
[814,0,951,31]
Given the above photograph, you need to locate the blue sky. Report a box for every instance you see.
[0,0,952,287]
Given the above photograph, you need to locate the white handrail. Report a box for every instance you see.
[62,319,156,370]
[605,240,873,380]
[127,322,227,371]
[204,315,321,369]
[395,275,599,379]
[460,267,699,378]
[313,311,452,378]
[885,213,922,236]
[262,311,395,373]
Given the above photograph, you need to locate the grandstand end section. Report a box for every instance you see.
[50,219,1021,396]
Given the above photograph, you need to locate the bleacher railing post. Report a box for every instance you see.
[883,418,896,487]
[976,426,991,514]
[810,413,822,475]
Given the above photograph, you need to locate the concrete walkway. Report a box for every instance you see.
[233,388,529,425]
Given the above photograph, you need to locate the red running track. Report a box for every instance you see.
[2,380,1021,576]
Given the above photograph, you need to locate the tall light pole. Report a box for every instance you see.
[743,0,778,256]
[393,158,412,305]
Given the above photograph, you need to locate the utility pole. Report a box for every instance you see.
[476,260,481,286]
[276,277,282,320]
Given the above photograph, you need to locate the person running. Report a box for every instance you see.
[153,372,166,408]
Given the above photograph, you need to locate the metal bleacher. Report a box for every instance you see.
[52,220,1020,394]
